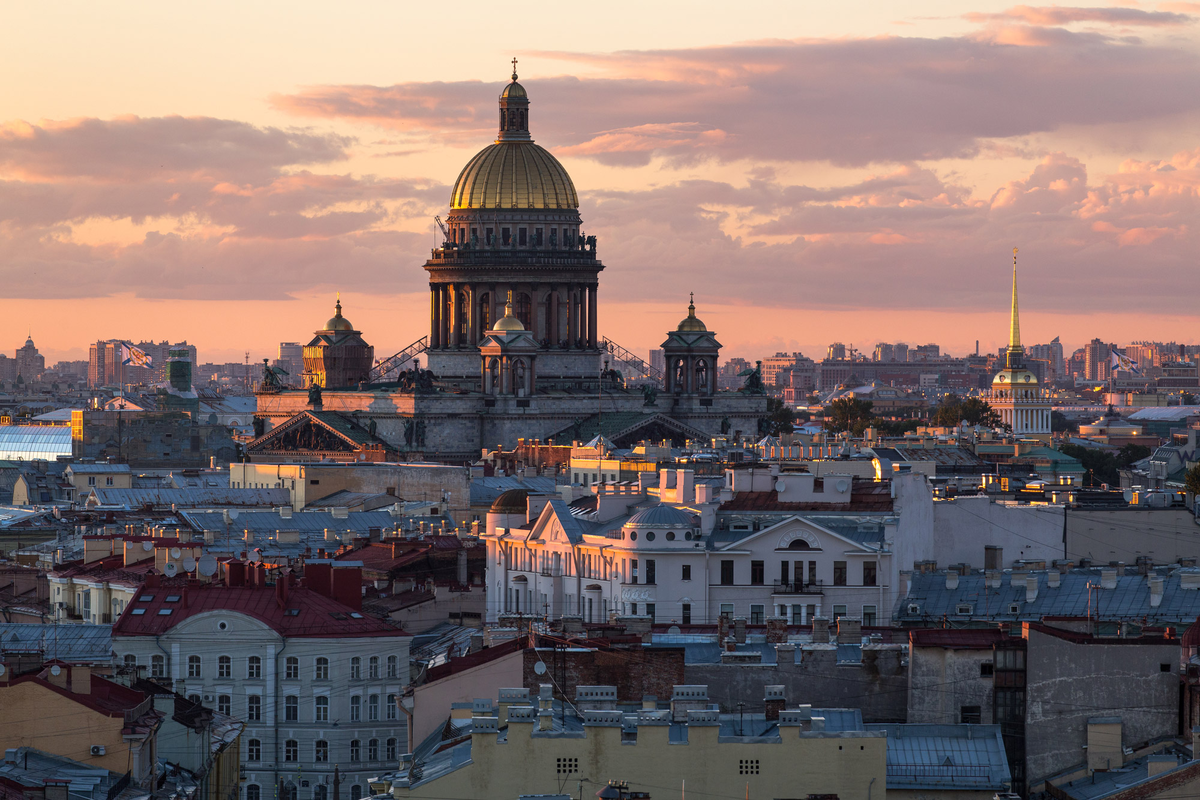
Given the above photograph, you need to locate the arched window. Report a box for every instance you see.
[123,654,136,668]
[218,695,231,715]
[246,786,260,800]
[368,738,379,761]
[188,694,201,705]
[314,740,329,763]
[515,293,532,329]
[187,655,201,677]
[285,656,299,679]
[284,741,298,762]
[218,655,231,678]
[787,539,813,550]
[314,785,328,800]
[368,694,379,721]
[281,784,297,800]
[315,696,329,722]
[368,656,379,679]
[386,738,398,761]
[350,657,361,680]
[247,695,261,721]
[386,693,398,720]
[247,739,261,762]
[349,740,361,762]
[151,654,165,678]
[459,292,469,345]
[478,293,491,339]
[314,657,329,680]
[350,787,362,800]
[350,695,361,721]
[247,656,261,679]
[386,655,398,679]
[285,695,298,721]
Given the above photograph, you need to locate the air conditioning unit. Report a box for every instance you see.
[90,745,106,756]
[204,695,214,702]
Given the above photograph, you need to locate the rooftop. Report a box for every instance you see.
[866,723,1011,791]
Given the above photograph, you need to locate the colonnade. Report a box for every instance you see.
[429,282,598,349]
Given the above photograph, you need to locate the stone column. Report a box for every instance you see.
[587,285,598,349]
[447,284,458,349]
[568,286,579,349]
[440,286,450,349]
[430,286,441,349]
[467,284,478,346]
[547,286,557,347]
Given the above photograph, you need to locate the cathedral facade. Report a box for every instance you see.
[252,70,767,463]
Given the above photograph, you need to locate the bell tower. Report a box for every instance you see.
[661,294,721,395]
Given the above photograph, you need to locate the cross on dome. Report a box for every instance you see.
[511,57,518,81]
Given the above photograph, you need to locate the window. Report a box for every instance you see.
[739,759,760,775]
[682,604,692,625]
[960,705,982,724]
[284,740,298,762]
[720,560,734,585]
[87,476,95,486]
[630,558,638,583]
[368,694,380,721]
[808,561,817,584]
[387,694,398,721]
[247,739,261,761]
[645,559,656,585]
[106,476,113,486]
[646,603,655,622]
[123,654,136,669]
[151,654,165,678]
[248,695,261,721]
[791,604,804,625]
[1161,663,1172,673]
[349,740,361,762]
[350,657,362,680]
[350,789,362,800]
[350,695,361,721]
[863,561,877,586]
[750,560,764,585]
[218,694,231,715]
[247,656,261,679]
[834,561,847,586]
[368,656,380,679]
[285,695,298,721]
[247,787,260,800]
[862,605,878,627]
[832,604,847,620]
[286,657,299,680]
[281,786,297,800]
[368,739,379,761]
[315,657,329,680]
[315,696,329,722]
[188,694,201,705]
[314,740,329,763]
[218,655,232,678]
[957,603,974,615]
[681,564,691,581]
[386,738,397,761]
[188,655,201,678]
[980,662,994,677]
[750,604,764,625]
[387,655,398,679]
[719,602,734,617]
[557,758,579,775]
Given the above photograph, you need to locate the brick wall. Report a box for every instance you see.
[521,646,685,702]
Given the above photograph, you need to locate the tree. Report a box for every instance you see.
[1186,464,1200,497]
[1060,443,1120,487]
[1116,443,1152,469]
[763,398,795,437]
[1051,411,1078,434]
[931,395,1000,428]
[824,398,874,435]
[1183,392,1197,406]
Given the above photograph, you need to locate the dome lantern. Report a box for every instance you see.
[498,58,531,143]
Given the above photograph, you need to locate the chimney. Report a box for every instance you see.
[1100,568,1118,590]
[1048,571,1061,589]
[811,618,830,644]
[69,665,92,695]
[810,716,825,731]
[1147,755,1177,777]
[985,570,1002,589]
[1025,575,1039,604]
[1149,576,1164,608]
[764,686,785,721]
[457,550,468,585]
[837,617,861,643]
[946,571,959,590]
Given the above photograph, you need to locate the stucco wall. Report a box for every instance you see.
[933,495,1064,569]
[411,648,525,746]
[908,645,995,724]
[1065,507,1200,564]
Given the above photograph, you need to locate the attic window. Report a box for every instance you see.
[1007,603,1021,614]
[350,612,364,619]
[330,612,348,620]
[165,595,181,603]
[138,595,154,602]
[131,608,146,615]
[157,609,173,616]
[285,609,300,616]
[956,604,973,615]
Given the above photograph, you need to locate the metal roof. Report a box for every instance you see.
[866,723,1011,791]
[0,623,112,662]
[88,487,289,509]
[1053,749,1191,800]
[470,476,558,506]
[66,464,132,474]
[0,426,72,461]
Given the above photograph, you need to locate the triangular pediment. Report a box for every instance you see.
[247,411,383,455]
[714,515,869,553]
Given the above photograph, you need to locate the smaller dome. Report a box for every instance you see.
[626,505,695,528]
[324,296,354,332]
[677,294,707,332]
[490,489,529,514]
[501,80,527,101]
[492,297,526,332]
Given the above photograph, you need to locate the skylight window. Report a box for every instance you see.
[165,595,181,603]
[138,595,154,602]
[131,609,146,615]
[285,609,300,617]
[157,609,173,616]
[349,613,364,619]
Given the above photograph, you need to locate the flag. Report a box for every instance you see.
[121,343,153,368]
[1110,348,1139,374]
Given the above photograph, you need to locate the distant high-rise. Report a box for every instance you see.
[826,342,847,361]
[14,336,44,380]
[649,348,666,376]
[873,343,894,362]
[1084,339,1111,381]
[894,342,909,362]
[1026,337,1065,382]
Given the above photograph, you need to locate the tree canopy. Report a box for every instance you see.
[930,394,1001,428]
[824,398,875,436]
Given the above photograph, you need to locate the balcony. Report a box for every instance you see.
[772,580,824,595]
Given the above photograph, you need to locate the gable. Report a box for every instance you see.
[716,515,867,553]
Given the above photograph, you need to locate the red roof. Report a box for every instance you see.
[909,629,1007,649]
[112,582,408,639]
[7,668,152,718]
[719,481,893,513]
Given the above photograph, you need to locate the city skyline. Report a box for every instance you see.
[3,2,1200,363]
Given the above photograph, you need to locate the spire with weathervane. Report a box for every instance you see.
[1006,247,1024,370]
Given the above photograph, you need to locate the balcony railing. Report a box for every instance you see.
[772,580,824,594]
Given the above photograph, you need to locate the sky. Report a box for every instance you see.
[2,1,1199,366]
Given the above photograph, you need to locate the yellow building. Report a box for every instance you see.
[374,687,886,800]
[0,662,162,787]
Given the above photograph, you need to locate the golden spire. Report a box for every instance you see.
[335,291,342,317]
[511,57,518,82]
[1008,248,1021,352]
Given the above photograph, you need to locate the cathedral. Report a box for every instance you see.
[252,68,768,463]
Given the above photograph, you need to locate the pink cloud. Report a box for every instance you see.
[965,5,1195,27]
[274,33,1200,167]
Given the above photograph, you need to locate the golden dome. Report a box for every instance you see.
[500,80,527,100]
[450,141,577,210]
[677,294,707,332]
[324,296,354,332]
[492,296,526,331]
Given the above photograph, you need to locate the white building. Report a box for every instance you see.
[481,467,932,627]
[112,562,411,800]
